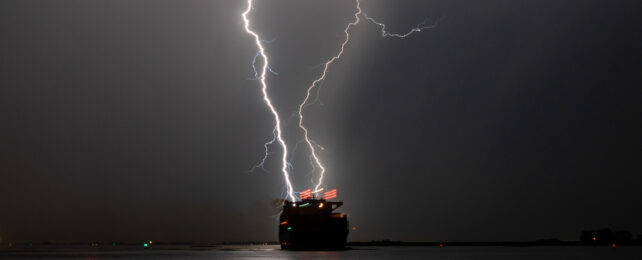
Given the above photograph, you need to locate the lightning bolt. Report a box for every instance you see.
[242,0,296,202]
[298,0,435,191]
[249,50,278,81]
[242,0,435,199]
[363,12,439,38]
[297,0,362,192]
[248,127,276,173]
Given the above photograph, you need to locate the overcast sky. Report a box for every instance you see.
[1,0,641,243]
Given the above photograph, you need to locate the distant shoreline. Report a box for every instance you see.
[347,241,642,247]
[2,240,642,248]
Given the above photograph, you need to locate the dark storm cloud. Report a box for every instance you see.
[1,0,641,243]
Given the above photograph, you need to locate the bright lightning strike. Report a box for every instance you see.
[297,0,362,192]
[297,0,435,191]
[242,0,296,202]
[242,0,434,198]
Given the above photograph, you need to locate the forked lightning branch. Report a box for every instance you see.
[242,0,434,201]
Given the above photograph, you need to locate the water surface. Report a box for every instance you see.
[2,245,641,259]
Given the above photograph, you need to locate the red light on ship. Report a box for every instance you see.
[323,189,337,200]
[300,189,311,200]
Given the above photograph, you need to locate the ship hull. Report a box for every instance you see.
[278,199,349,250]
[279,221,348,250]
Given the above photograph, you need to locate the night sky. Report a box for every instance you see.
[1,0,641,243]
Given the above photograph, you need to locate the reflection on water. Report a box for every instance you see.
[1,245,642,259]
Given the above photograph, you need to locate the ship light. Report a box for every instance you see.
[318,202,324,208]
[287,227,292,230]
[299,203,310,207]
[300,189,311,200]
[323,189,337,200]
[280,220,288,225]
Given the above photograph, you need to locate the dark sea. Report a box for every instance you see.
[2,245,642,259]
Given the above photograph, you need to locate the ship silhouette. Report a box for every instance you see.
[278,189,349,250]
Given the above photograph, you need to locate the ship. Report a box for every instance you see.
[278,189,349,250]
